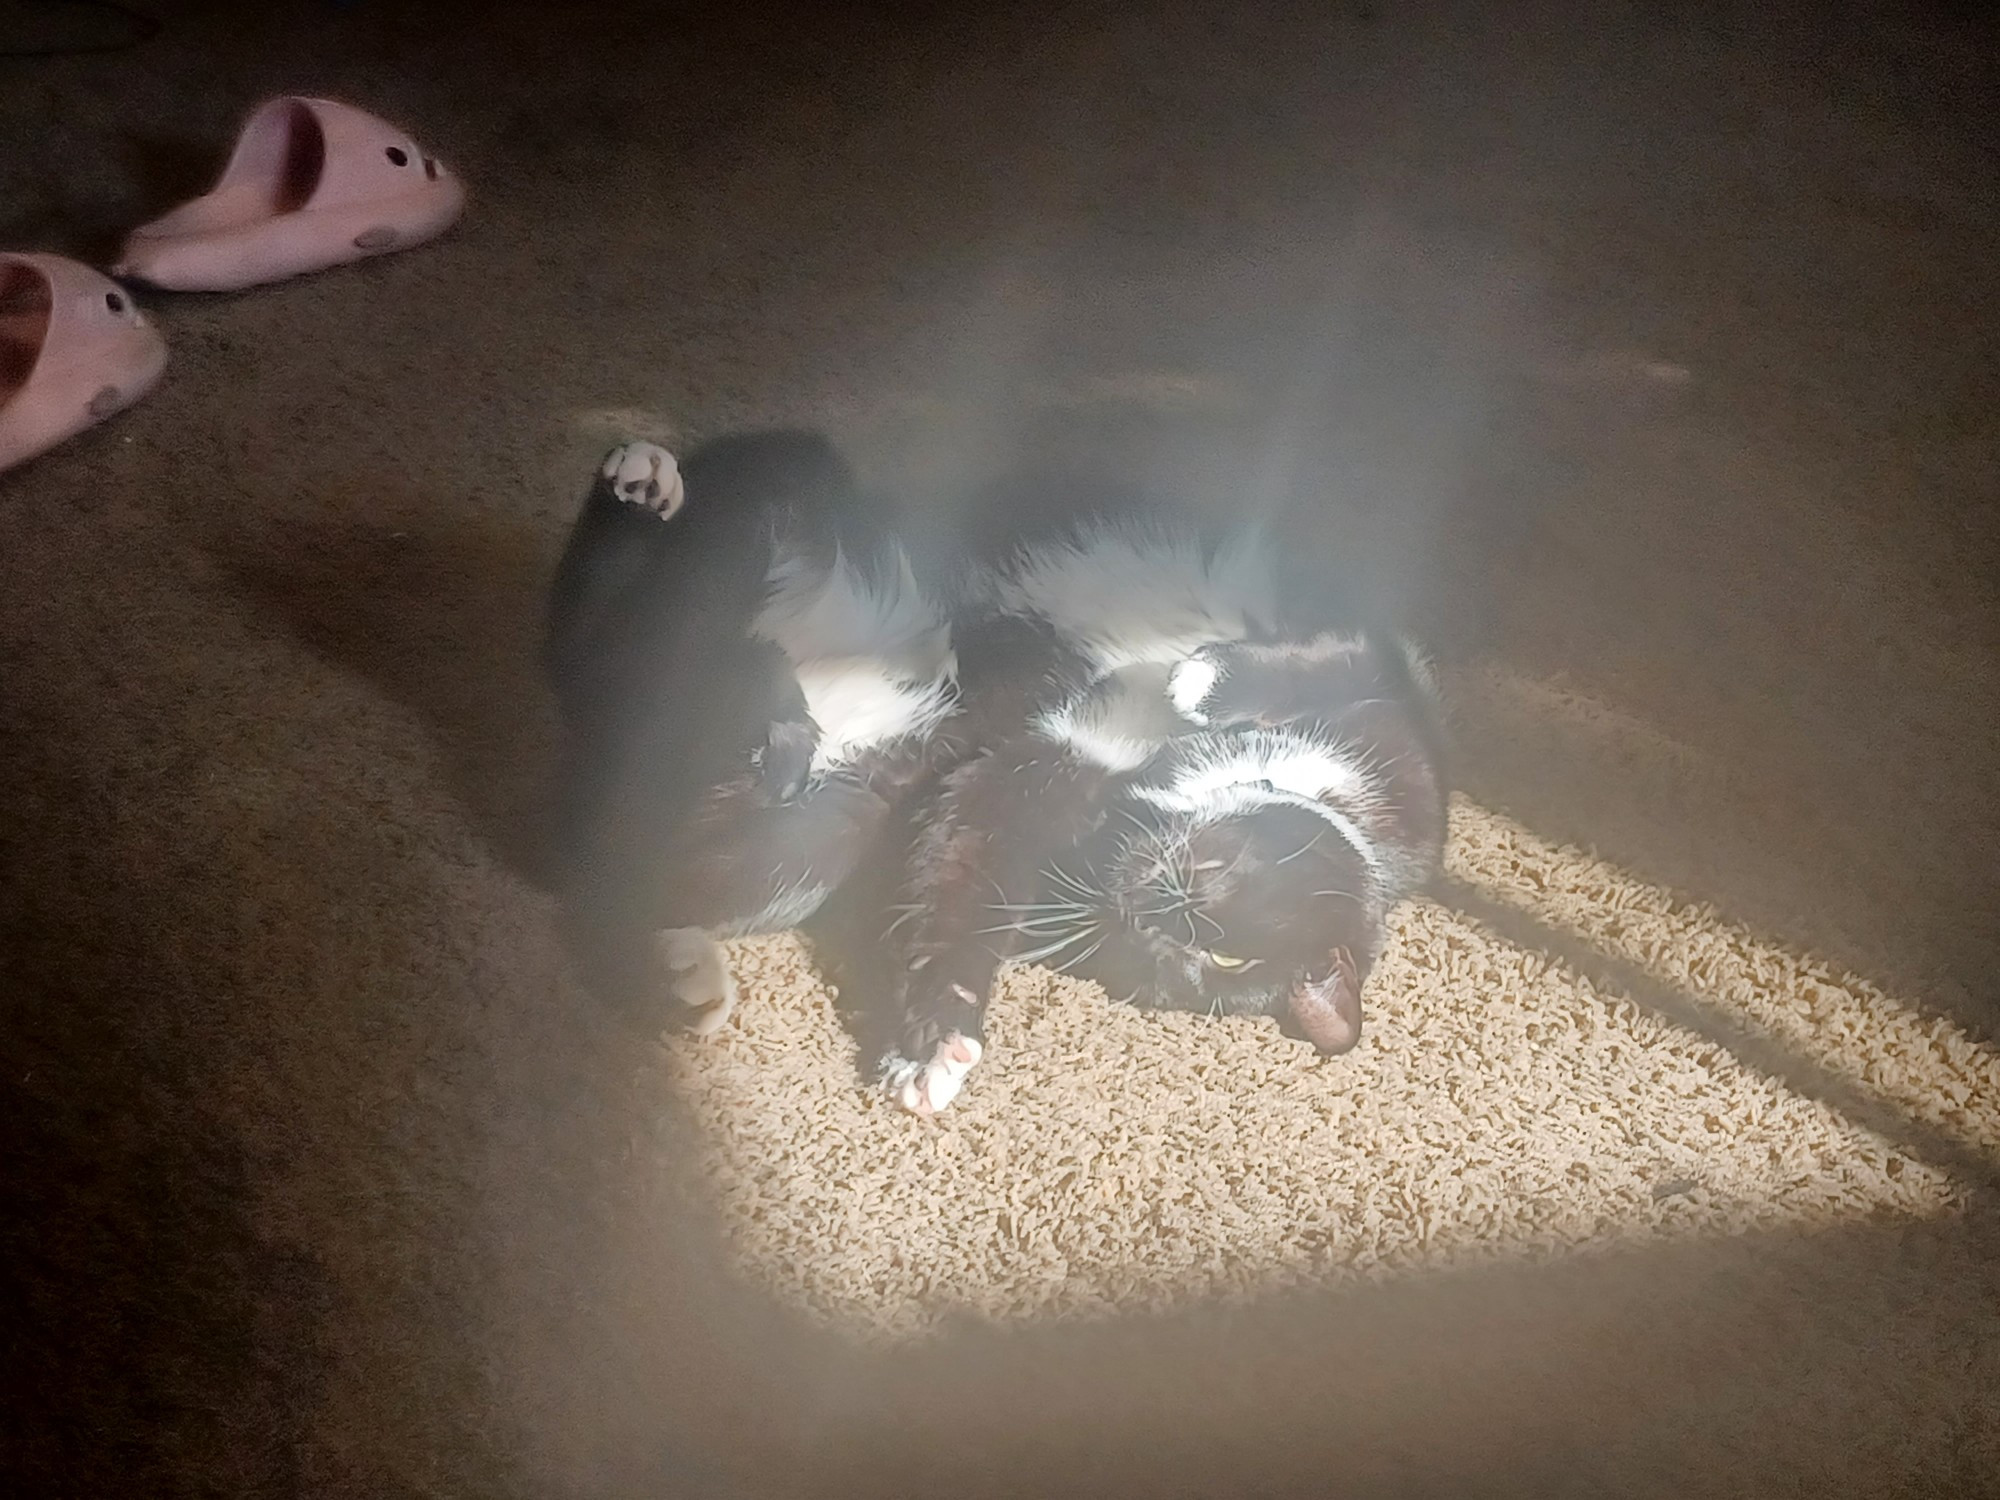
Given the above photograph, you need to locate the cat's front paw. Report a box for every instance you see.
[657,926,736,1034]
[879,980,986,1115]
[880,1033,983,1115]
[601,440,687,519]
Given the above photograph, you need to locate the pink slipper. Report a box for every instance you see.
[113,97,466,292]
[0,254,168,474]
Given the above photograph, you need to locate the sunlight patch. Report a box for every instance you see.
[1448,798,2000,1162]
[656,802,1974,1340]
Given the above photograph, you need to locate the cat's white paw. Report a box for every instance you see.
[1167,650,1224,724]
[602,440,686,519]
[881,1034,983,1116]
[657,927,736,1035]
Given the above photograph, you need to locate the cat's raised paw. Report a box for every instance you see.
[881,1034,983,1116]
[601,440,686,519]
[657,926,736,1035]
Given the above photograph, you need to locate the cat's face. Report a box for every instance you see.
[1062,800,1382,1052]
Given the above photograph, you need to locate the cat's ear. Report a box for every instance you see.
[1285,946,1366,1054]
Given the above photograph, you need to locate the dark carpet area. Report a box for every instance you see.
[3,1,1997,1495]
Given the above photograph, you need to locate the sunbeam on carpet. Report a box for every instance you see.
[1449,804,2000,1162]
[655,800,1986,1342]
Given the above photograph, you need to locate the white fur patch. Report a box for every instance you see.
[1157,782,1381,883]
[1136,731,1386,880]
[1034,702,1160,772]
[992,519,1278,674]
[752,545,956,772]
[794,659,954,770]
[1143,733,1370,811]
[881,1034,983,1115]
[1167,655,1220,721]
[1035,661,1196,772]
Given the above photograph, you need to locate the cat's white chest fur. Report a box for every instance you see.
[995,518,1279,674]
[752,545,956,772]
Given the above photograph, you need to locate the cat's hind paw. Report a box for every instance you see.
[657,927,736,1035]
[601,440,686,519]
[880,1033,983,1116]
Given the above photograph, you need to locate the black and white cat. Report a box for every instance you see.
[542,433,1445,1113]
[875,504,1448,1114]
[543,432,955,1034]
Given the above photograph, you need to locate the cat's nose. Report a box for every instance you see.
[1307,1005,1362,1054]
[1288,949,1364,1053]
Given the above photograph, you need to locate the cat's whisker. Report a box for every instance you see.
[1045,862,1104,904]
[1311,889,1368,910]
[1014,943,1088,970]
[1061,872,1107,905]
[975,918,1085,937]
[1053,932,1107,975]
[1011,925,1100,968]
[1276,829,1328,865]
[1115,805,1157,840]
[983,901,1092,921]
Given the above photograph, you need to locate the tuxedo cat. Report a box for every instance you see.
[876,504,1447,1114]
[544,432,955,1033]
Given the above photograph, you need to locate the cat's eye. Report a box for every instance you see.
[1203,950,1255,971]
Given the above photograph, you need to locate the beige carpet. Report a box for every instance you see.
[8,1,2000,1494]
[667,792,1990,1342]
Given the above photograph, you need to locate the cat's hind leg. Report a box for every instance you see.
[657,926,738,1035]
[600,440,686,517]
[543,440,689,727]
[588,772,907,1037]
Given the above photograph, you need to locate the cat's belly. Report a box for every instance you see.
[794,658,956,773]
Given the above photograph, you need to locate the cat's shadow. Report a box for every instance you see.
[223,515,564,888]
[222,508,907,1070]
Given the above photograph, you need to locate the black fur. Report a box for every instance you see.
[542,431,945,1021]
[874,489,1447,1106]
[541,435,1444,1095]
